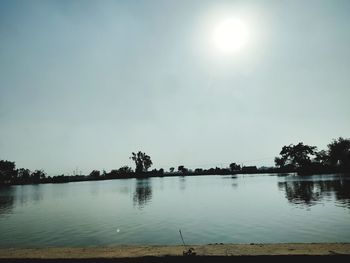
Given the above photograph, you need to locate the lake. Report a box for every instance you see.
[0,173,350,247]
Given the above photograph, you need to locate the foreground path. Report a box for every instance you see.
[1,243,350,259]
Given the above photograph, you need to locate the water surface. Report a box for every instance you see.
[0,173,349,247]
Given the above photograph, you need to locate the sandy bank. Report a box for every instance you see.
[0,243,350,259]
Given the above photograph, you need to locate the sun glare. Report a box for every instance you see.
[212,18,249,53]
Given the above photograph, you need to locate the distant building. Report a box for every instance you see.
[242,166,258,173]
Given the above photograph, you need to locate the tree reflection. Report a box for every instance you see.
[133,179,152,208]
[279,175,350,208]
[0,186,14,216]
[16,185,44,206]
[179,176,186,191]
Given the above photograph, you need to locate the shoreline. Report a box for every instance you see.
[1,243,350,259]
[3,170,350,186]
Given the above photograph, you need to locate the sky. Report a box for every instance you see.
[1,0,350,175]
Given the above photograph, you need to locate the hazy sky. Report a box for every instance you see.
[1,0,349,175]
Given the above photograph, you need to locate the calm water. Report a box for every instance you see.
[0,174,350,247]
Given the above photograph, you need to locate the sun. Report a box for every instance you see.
[212,18,249,53]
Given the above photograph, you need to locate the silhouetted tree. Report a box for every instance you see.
[130,151,153,173]
[178,165,188,174]
[0,160,17,184]
[109,169,118,177]
[31,170,46,183]
[327,137,350,169]
[18,168,31,181]
[275,143,317,169]
[89,170,100,177]
[229,163,241,172]
[169,167,175,173]
[314,150,329,165]
[118,166,133,174]
[194,168,203,174]
[274,157,286,168]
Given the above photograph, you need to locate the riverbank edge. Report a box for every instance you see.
[4,170,350,186]
[1,243,350,259]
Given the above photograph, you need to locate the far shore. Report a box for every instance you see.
[3,169,350,186]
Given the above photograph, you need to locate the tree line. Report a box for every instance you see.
[274,137,350,174]
[1,137,349,185]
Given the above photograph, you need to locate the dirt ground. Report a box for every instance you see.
[0,243,350,259]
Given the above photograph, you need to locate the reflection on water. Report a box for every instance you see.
[116,186,131,195]
[221,175,238,187]
[278,174,350,208]
[1,173,350,247]
[179,176,186,191]
[16,185,44,206]
[0,184,46,216]
[133,178,152,208]
[0,187,14,216]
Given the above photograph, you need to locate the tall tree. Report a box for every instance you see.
[130,151,153,173]
[327,137,350,168]
[0,160,17,184]
[31,170,46,183]
[177,165,188,174]
[275,143,317,169]
[18,168,31,181]
[229,163,241,171]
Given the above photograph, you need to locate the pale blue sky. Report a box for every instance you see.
[1,0,349,175]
